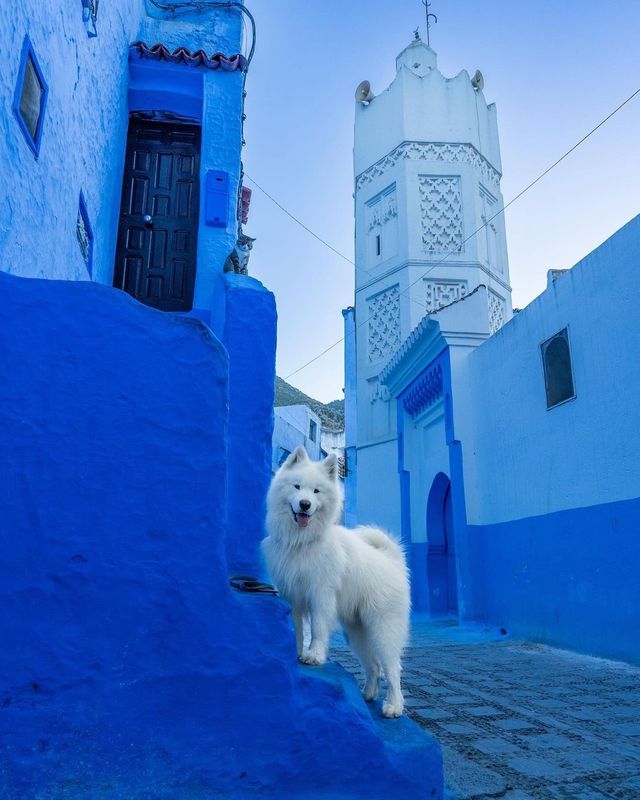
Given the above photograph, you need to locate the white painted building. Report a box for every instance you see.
[346,35,510,542]
[271,404,322,473]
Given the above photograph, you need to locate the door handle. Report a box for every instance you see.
[143,215,153,229]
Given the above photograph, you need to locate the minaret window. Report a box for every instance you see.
[365,184,398,265]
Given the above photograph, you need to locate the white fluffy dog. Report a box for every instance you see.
[262,446,410,718]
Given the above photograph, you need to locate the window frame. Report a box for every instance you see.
[13,35,49,158]
[540,326,576,410]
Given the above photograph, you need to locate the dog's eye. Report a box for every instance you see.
[294,484,300,490]
[314,489,320,494]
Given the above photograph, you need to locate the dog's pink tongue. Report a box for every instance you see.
[296,514,310,529]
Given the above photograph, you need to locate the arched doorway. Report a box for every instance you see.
[426,473,458,615]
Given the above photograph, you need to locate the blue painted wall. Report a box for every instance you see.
[0,271,443,798]
[222,272,278,575]
[0,0,246,321]
[457,216,640,663]
[462,497,640,665]
[0,0,141,284]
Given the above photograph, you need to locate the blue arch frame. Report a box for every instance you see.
[426,472,458,615]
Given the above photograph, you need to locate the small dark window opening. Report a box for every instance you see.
[13,37,48,157]
[541,328,575,408]
[278,448,291,466]
[309,419,317,442]
[375,234,381,256]
[77,192,94,276]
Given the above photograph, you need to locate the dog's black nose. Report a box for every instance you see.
[299,499,311,512]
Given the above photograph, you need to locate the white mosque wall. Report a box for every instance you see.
[355,437,402,536]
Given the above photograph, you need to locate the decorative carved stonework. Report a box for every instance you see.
[367,285,401,363]
[488,290,506,334]
[424,280,467,313]
[403,363,443,418]
[368,378,391,404]
[355,142,500,191]
[419,175,463,253]
[366,190,398,231]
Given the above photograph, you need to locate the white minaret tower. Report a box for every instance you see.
[346,31,512,530]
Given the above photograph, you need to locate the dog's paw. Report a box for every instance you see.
[362,686,378,702]
[382,701,404,718]
[299,651,326,666]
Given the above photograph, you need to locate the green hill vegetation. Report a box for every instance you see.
[275,376,344,432]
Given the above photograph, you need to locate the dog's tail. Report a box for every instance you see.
[355,526,406,564]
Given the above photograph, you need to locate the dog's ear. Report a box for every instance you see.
[282,445,308,469]
[322,452,338,480]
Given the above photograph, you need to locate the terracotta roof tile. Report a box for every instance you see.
[129,41,247,72]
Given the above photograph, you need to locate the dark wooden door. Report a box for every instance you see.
[113,120,201,312]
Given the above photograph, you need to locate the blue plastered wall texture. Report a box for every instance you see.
[0,272,443,798]
[0,0,142,283]
[222,273,278,575]
[0,0,245,319]
[459,216,640,664]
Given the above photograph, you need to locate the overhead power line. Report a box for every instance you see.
[275,84,640,381]
[244,174,355,266]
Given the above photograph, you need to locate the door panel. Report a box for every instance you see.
[113,120,201,312]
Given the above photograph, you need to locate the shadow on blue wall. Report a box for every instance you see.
[0,272,442,798]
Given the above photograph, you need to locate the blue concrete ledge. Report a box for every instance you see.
[298,661,443,800]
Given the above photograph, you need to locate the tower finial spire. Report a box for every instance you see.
[421,0,438,48]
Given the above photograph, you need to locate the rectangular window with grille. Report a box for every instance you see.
[541,328,576,408]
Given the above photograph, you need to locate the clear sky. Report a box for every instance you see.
[242,0,640,403]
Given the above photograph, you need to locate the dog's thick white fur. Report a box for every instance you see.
[262,446,410,718]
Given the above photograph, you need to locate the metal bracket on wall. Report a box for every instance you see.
[81,0,98,37]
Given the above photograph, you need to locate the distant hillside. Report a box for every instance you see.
[275,376,344,431]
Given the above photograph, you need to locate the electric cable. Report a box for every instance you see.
[244,174,355,267]
[147,0,256,64]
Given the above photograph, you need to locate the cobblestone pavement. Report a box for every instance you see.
[330,618,640,800]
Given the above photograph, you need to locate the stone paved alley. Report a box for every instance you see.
[331,619,640,800]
